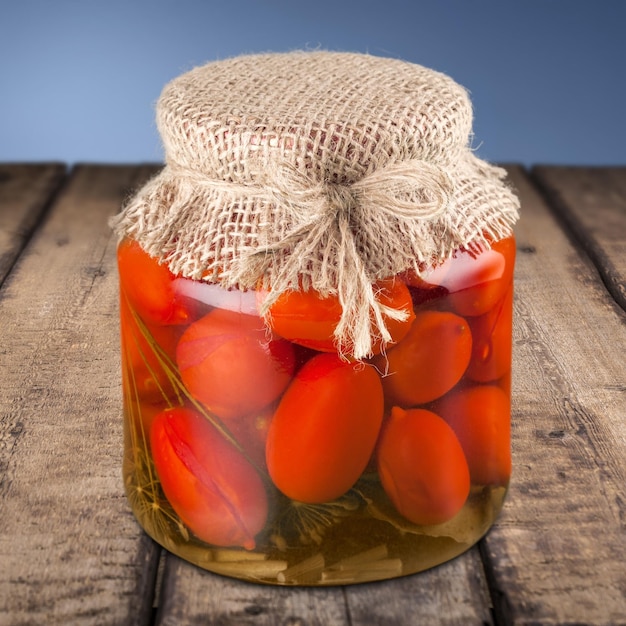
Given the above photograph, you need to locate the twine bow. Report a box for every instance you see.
[220,158,456,359]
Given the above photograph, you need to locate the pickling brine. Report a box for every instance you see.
[119,235,515,585]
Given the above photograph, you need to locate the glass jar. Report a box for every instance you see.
[119,233,515,585]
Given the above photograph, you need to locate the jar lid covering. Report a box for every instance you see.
[112,51,519,358]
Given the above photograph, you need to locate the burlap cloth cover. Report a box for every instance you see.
[111,51,520,359]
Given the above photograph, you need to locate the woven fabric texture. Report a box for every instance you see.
[112,51,520,358]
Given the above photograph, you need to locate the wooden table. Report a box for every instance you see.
[0,163,624,625]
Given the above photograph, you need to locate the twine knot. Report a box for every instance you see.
[258,158,454,226]
[225,158,456,359]
[325,182,358,218]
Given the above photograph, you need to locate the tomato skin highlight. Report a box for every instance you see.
[176,308,295,420]
[376,407,470,526]
[266,353,384,504]
[466,284,513,383]
[403,237,516,318]
[435,385,511,486]
[263,278,415,356]
[446,237,515,317]
[117,239,191,325]
[375,310,472,406]
[150,407,268,549]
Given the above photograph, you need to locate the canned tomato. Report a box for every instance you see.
[112,51,519,584]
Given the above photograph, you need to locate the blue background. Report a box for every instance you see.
[1,0,624,167]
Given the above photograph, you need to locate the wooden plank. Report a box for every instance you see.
[3,161,623,624]
[0,161,495,625]
[0,164,163,626]
[481,166,626,624]
[0,163,66,285]
[531,166,626,312]
[154,548,493,625]
[155,554,350,626]
[344,548,493,626]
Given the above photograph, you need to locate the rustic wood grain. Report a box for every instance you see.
[2,163,625,625]
[531,166,626,312]
[154,546,493,625]
[155,554,350,626]
[0,163,66,285]
[343,548,493,626]
[480,166,626,625]
[0,164,162,626]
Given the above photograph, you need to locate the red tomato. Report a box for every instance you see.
[403,237,515,317]
[176,308,295,419]
[375,310,472,406]
[126,399,164,434]
[262,287,342,352]
[499,374,512,399]
[402,262,450,295]
[376,407,470,526]
[120,295,181,409]
[150,407,268,549]
[266,353,384,503]
[223,406,274,470]
[447,237,515,317]
[467,285,513,383]
[117,238,191,325]
[402,270,448,308]
[435,385,511,486]
[262,277,415,356]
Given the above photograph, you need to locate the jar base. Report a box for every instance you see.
[124,449,506,586]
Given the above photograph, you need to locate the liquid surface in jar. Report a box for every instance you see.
[120,236,515,585]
